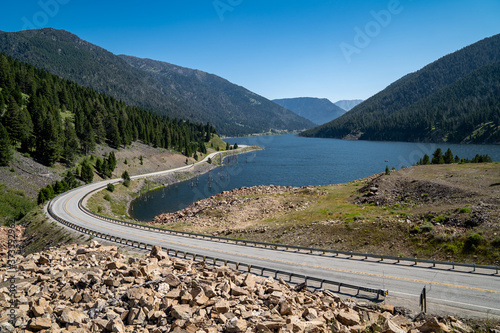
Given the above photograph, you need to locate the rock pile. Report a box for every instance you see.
[0,241,477,332]
[152,186,326,236]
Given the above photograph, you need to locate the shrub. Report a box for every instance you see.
[444,244,460,254]
[433,215,447,223]
[464,233,484,252]
[491,237,500,248]
[107,183,115,192]
[104,194,112,202]
[420,222,434,233]
[458,207,471,214]
[410,226,420,234]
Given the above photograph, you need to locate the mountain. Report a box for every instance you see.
[301,34,500,144]
[119,55,315,135]
[334,99,363,111]
[272,97,346,125]
[0,52,212,167]
[0,28,314,136]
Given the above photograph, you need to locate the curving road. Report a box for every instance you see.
[47,148,500,319]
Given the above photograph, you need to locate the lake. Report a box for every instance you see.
[130,135,500,221]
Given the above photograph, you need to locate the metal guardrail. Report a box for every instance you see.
[47,196,388,299]
[79,183,500,275]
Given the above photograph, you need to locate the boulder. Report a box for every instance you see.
[164,273,182,287]
[106,261,126,270]
[28,317,52,330]
[337,308,361,326]
[383,319,406,333]
[19,261,38,272]
[418,317,451,332]
[226,318,248,332]
[171,304,192,320]
[60,308,87,325]
[214,299,230,314]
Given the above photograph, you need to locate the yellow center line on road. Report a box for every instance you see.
[63,189,499,295]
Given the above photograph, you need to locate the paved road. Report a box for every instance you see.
[48,149,500,319]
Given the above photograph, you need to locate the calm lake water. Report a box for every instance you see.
[130,135,500,221]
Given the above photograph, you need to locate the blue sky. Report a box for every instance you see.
[1,0,499,102]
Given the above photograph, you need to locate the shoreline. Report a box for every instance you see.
[86,145,262,222]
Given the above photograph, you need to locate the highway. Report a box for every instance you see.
[47,149,500,319]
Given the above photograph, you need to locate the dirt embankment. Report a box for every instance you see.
[150,164,500,265]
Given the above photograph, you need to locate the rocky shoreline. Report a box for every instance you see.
[0,241,483,332]
[152,185,324,234]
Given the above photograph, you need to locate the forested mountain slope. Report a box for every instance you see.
[0,29,313,136]
[120,56,315,135]
[301,34,500,144]
[0,53,213,167]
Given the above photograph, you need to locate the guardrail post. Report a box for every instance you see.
[236,262,240,270]
[248,265,251,272]
[213,258,217,265]
[193,254,197,261]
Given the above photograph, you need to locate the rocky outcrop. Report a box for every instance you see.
[0,241,478,332]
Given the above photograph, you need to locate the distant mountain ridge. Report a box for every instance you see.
[301,34,500,144]
[0,28,314,136]
[334,99,363,111]
[272,97,345,125]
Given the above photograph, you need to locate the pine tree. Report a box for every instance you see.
[37,190,47,205]
[0,123,13,166]
[444,148,454,164]
[80,160,94,184]
[80,119,96,154]
[431,148,444,164]
[3,97,22,144]
[95,157,103,174]
[422,154,430,165]
[205,122,211,142]
[108,152,117,172]
[0,93,5,111]
[62,119,79,165]
[121,170,131,187]
[63,170,78,189]
[37,114,62,166]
